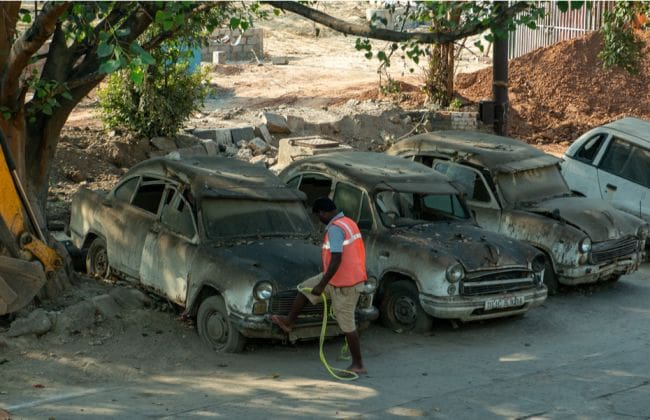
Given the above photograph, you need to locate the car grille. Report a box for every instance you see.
[460,270,536,296]
[270,290,325,317]
[590,237,640,264]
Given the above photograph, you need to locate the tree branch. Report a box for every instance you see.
[2,2,70,107]
[268,1,532,44]
[0,2,21,77]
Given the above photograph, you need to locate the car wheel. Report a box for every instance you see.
[543,256,559,295]
[607,274,621,283]
[86,237,109,278]
[197,295,246,353]
[380,280,433,333]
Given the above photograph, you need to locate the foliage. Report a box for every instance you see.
[599,1,649,74]
[97,47,211,138]
[449,97,462,111]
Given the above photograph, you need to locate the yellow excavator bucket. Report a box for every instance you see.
[0,256,46,315]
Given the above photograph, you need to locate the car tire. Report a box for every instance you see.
[543,256,559,295]
[607,274,621,283]
[197,295,246,353]
[380,280,433,333]
[86,237,109,278]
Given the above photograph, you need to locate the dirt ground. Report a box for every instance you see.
[4,4,650,417]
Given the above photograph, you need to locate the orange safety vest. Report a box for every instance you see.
[322,216,367,287]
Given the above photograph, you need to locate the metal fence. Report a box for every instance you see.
[508,2,615,59]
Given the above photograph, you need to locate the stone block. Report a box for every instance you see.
[254,124,274,146]
[285,115,305,135]
[201,139,220,156]
[262,112,290,134]
[249,137,270,155]
[7,308,52,337]
[175,133,202,149]
[230,126,256,143]
[151,136,177,152]
[215,128,234,146]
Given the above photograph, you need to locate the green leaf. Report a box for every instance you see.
[99,59,121,74]
[364,51,373,59]
[557,1,568,12]
[130,70,144,85]
[115,28,131,37]
[273,8,280,16]
[99,31,110,42]
[42,104,53,115]
[21,13,32,23]
[97,42,114,58]
[229,17,241,29]
[240,21,250,31]
[61,91,73,100]
[570,1,584,11]
[377,51,387,62]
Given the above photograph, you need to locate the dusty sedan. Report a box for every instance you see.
[561,117,650,225]
[279,152,547,333]
[388,130,648,293]
[69,156,376,352]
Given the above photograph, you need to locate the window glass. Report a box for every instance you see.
[601,138,650,187]
[375,190,468,227]
[333,183,363,221]
[297,175,333,207]
[114,177,138,202]
[433,162,491,203]
[575,134,605,164]
[286,175,301,190]
[161,190,196,238]
[202,199,312,239]
[131,178,166,214]
[496,165,570,205]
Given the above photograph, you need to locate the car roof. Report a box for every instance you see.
[125,156,302,201]
[389,130,561,173]
[281,151,459,193]
[601,117,650,144]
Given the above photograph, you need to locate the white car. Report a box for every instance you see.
[561,117,650,224]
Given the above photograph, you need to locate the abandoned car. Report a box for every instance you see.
[388,130,648,293]
[279,152,547,333]
[561,117,650,225]
[69,156,377,352]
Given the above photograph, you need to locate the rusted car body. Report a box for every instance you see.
[69,156,376,352]
[279,152,547,332]
[388,130,648,292]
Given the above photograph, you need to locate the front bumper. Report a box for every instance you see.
[557,251,644,285]
[419,286,547,322]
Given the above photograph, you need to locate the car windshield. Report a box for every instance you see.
[202,198,313,239]
[496,165,571,205]
[375,190,469,227]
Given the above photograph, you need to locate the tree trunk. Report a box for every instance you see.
[424,43,454,107]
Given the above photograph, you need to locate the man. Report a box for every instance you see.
[270,197,368,374]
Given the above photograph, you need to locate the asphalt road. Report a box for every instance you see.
[3,264,650,419]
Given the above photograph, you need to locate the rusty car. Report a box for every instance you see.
[561,117,650,226]
[388,130,648,293]
[69,155,377,352]
[279,152,547,333]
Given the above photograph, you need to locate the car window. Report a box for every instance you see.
[497,165,570,205]
[131,177,166,214]
[600,138,650,188]
[433,162,491,203]
[297,174,333,207]
[114,177,138,202]
[286,175,301,190]
[333,182,369,222]
[574,134,606,164]
[202,199,312,239]
[161,189,197,239]
[375,190,469,227]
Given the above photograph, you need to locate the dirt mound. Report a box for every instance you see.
[456,30,650,143]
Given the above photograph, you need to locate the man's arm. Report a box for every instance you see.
[312,253,341,296]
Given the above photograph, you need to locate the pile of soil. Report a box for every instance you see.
[455,30,650,144]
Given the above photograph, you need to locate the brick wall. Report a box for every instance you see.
[430,111,492,132]
[200,28,264,63]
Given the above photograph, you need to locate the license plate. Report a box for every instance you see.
[484,296,525,311]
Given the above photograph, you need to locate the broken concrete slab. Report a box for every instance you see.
[175,133,203,149]
[192,128,217,140]
[255,124,274,146]
[7,308,52,337]
[230,126,256,144]
[151,136,177,152]
[262,113,291,134]
[248,137,270,155]
[55,301,97,333]
[215,128,234,147]
[109,287,150,310]
[173,145,208,158]
[201,139,220,156]
[285,115,305,135]
[92,294,121,319]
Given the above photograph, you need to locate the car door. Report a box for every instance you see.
[140,186,199,306]
[431,161,502,232]
[595,137,650,221]
[105,176,166,278]
[562,132,608,198]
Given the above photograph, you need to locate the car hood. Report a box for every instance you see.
[523,197,639,241]
[388,222,535,272]
[209,238,321,290]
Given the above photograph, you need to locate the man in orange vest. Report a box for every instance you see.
[270,197,368,374]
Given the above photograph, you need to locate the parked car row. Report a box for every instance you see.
[69,120,648,353]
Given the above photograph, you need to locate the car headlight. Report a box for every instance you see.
[578,237,591,254]
[361,277,378,294]
[446,262,464,283]
[638,224,649,240]
[254,281,273,300]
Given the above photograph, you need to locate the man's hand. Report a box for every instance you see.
[311,283,325,296]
